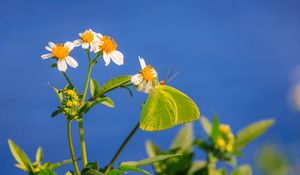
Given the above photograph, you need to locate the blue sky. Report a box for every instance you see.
[1,0,300,174]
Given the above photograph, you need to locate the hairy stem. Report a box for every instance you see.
[67,120,81,175]
[104,122,140,174]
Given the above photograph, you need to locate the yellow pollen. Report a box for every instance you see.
[141,66,155,81]
[52,44,70,60]
[81,31,94,43]
[219,124,231,134]
[100,36,117,53]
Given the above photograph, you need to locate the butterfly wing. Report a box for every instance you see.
[140,86,178,131]
[140,85,200,131]
[160,85,200,124]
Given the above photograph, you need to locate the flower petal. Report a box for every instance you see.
[131,74,143,85]
[57,59,68,72]
[144,81,153,93]
[151,69,157,77]
[82,42,89,49]
[73,39,83,47]
[103,53,111,66]
[41,53,52,59]
[48,42,56,48]
[65,56,78,68]
[111,51,124,65]
[139,56,146,69]
[45,46,52,51]
[65,42,74,51]
[95,33,103,39]
[137,81,146,92]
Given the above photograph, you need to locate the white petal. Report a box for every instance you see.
[131,74,143,85]
[137,81,146,92]
[48,42,56,48]
[45,46,52,51]
[151,69,157,77]
[57,59,68,72]
[138,56,146,69]
[73,39,83,47]
[95,33,103,39]
[82,42,89,49]
[65,42,74,51]
[103,53,111,66]
[41,53,52,59]
[111,51,124,65]
[144,81,153,93]
[65,56,78,68]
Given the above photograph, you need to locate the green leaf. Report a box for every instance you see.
[120,86,133,97]
[51,109,62,118]
[48,83,63,102]
[96,75,132,96]
[119,165,150,175]
[187,161,206,175]
[65,171,74,175]
[145,141,164,157]
[8,139,32,172]
[235,119,275,149]
[51,63,57,68]
[37,169,57,175]
[35,147,43,164]
[120,154,181,167]
[99,96,114,108]
[107,169,123,175]
[231,165,252,175]
[78,101,94,114]
[171,123,194,152]
[90,79,100,97]
[211,115,220,143]
[200,116,212,135]
[218,168,227,175]
[48,159,72,170]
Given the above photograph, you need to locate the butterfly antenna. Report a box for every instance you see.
[167,71,180,83]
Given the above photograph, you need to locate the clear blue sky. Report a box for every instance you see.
[1,0,300,174]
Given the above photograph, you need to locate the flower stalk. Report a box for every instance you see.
[67,120,81,175]
[104,122,140,174]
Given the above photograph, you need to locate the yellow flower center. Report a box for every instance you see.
[141,66,155,81]
[52,44,70,60]
[81,31,94,43]
[100,36,117,53]
[219,124,231,134]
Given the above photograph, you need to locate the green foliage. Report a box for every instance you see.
[235,119,275,149]
[96,75,132,97]
[230,165,252,175]
[8,139,71,174]
[140,85,200,131]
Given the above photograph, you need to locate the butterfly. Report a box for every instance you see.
[139,68,200,131]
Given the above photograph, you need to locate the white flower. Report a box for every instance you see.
[90,34,124,66]
[41,42,78,72]
[131,57,158,93]
[73,29,100,50]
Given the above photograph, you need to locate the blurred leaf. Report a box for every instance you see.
[119,165,150,175]
[218,168,227,175]
[235,119,275,149]
[120,154,181,167]
[37,169,57,175]
[211,115,220,143]
[231,165,252,175]
[187,161,206,175]
[65,171,74,175]
[200,116,212,136]
[107,169,123,175]
[90,79,100,97]
[256,144,288,175]
[145,141,164,157]
[48,83,63,102]
[96,75,132,96]
[35,147,43,163]
[48,159,72,170]
[51,63,57,68]
[8,139,32,172]
[171,123,194,152]
[194,138,210,152]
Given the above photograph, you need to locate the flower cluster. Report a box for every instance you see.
[41,29,124,72]
[131,57,158,93]
[61,89,81,119]
[215,124,235,153]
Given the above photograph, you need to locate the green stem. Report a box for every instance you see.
[67,120,81,175]
[78,52,94,167]
[207,152,217,175]
[104,122,140,175]
[63,72,74,87]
